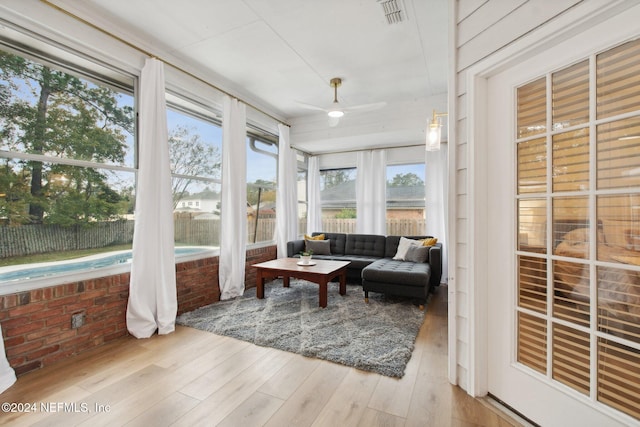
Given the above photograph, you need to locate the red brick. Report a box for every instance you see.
[48,295,79,308]
[14,360,42,376]
[1,295,18,309]
[30,307,65,322]
[26,326,61,341]
[3,335,25,348]
[5,321,45,337]
[45,314,70,328]
[26,344,60,361]
[7,339,43,358]
[45,330,77,345]
[9,303,46,317]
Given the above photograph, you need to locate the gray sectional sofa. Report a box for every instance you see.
[286,232,442,305]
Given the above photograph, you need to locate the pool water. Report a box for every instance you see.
[0,247,209,283]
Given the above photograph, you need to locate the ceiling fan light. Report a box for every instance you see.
[328,105,344,118]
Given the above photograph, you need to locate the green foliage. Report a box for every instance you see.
[335,208,356,219]
[247,179,276,206]
[388,172,424,187]
[0,50,133,225]
[169,124,221,208]
[322,169,354,189]
[0,159,32,225]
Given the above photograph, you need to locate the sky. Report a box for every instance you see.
[8,70,422,190]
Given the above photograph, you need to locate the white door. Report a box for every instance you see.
[484,6,640,427]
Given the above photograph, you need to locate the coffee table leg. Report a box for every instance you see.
[256,270,264,299]
[283,275,290,288]
[339,271,346,296]
[319,281,327,308]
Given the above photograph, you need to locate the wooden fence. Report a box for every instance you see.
[0,217,428,258]
[310,218,427,236]
[0,221,135,258]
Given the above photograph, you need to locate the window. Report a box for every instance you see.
[167,96,222,249]
[320,168,356,233]
[516,39,640,420]
[386,164,425,235]
[247,136,277,244]
[0,43,136,284]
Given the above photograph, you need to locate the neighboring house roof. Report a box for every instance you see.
[320,180,425,209]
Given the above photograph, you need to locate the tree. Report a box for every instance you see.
[335,208,356,219]
[0,159,32,225]
[388,172,424,187]
[247,179,276,206]
[0,50,134,224]
[322,169,354,189]
[169,124,221,208]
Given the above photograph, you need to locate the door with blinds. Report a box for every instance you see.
[485,11,640,427]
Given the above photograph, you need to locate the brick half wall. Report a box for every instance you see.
[0,245,276,376]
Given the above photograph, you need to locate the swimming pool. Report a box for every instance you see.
[0,247,211,283]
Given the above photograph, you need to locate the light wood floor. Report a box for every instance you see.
[0,285,524,427]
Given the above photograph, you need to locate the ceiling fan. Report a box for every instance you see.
[298,77,386,127]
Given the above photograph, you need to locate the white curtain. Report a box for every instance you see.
[126,58,177,338]
[0,325,16,393]
[426,146,448,284]
[356,150,387,234]
[275,124,298,258]
[219,96,247,300]
[307,155,323,233]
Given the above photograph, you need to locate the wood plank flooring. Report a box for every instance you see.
[0,285,526,426]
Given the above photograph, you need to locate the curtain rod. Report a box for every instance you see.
[40,0,290,127]
[294,140,447,156]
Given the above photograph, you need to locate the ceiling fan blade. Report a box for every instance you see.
[295,101,328,112]
[344,101,387,113]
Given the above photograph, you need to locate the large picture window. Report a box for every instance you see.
[0,45,136,286]
[167,96,222,249]
[320,168,356,233]
[247,135,277,244]
[386,163,425,235]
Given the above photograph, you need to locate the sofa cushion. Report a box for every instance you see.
[305,239,331,255]
[362,258,431,287]
[345,234,386,257]
[385,235,434,258]
[312,232,346,255]
[340,255,380,270]
[305,233,325,241]
[392,237,421,260]
[405,245,429,263]
[421,237,438,246]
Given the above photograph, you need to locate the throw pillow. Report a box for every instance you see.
[305,239,331,255]
[421,237,438,246]
[305,233,325,241]
[405,245,429,263]
[393,237,421,260]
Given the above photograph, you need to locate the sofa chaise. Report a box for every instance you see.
[287,232,442,306]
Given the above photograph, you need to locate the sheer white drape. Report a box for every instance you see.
[275,124,298,258]
[126,58,177,338]
[0,325,16,393]
[307,156,323,234]
[219,96,247,300]
[356,150,387,235]
[426,147,448,284]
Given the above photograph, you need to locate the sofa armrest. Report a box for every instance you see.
[427,243,443,289]
[287,239,305,257]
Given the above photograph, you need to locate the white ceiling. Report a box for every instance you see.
[48,0,449,154]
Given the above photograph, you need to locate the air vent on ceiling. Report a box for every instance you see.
[378,0,406,24]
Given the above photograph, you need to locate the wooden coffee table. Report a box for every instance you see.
[252,258,350,308]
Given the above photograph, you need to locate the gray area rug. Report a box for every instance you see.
[176,279,426,378]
